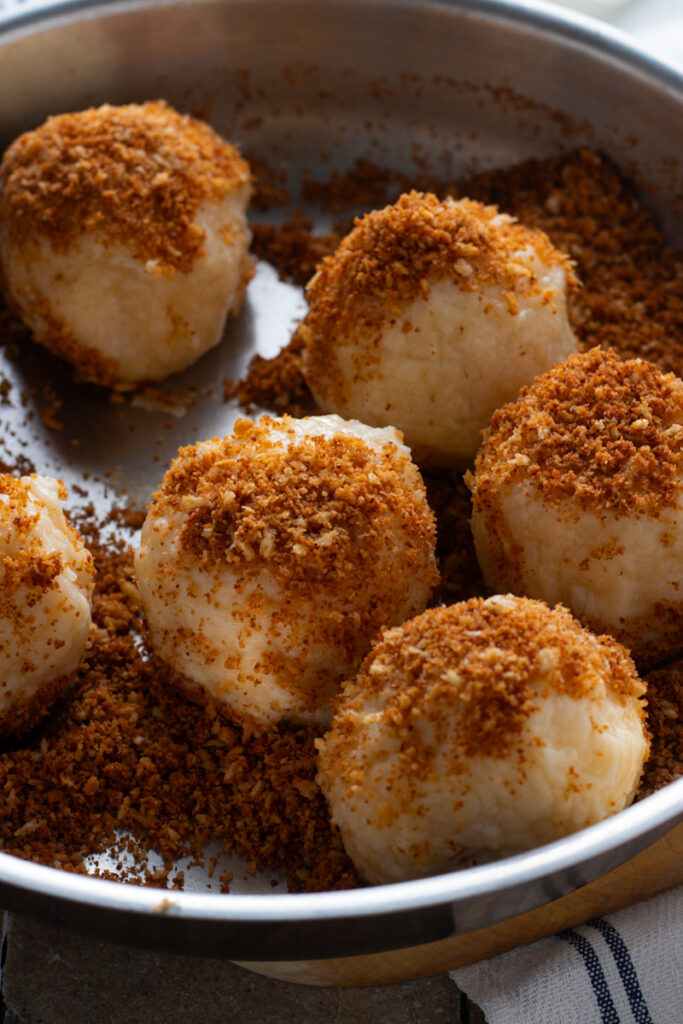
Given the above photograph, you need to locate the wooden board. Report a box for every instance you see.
[235,819,683,987]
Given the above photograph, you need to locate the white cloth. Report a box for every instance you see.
[452,887,683,1024]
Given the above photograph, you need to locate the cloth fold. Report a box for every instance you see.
[451,886,683,1024]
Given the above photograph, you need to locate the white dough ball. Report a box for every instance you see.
[135,414,438,728]
[0,101,253,386]
[316,595,648,885]
[301,192,578,465]
[0,474,95,737]
[470,348,683,666]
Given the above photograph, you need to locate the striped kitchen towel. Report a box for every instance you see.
[451,887,682,1024]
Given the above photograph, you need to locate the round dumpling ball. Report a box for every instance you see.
[469,348,683,667]
[0,101,252,387]
[316,595,648,885]
[301,191,578,465]
[0,474,95,737]
[135,414,438,728]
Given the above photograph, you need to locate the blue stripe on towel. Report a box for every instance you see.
[558,928,620,1024]
[587,919,654,1024]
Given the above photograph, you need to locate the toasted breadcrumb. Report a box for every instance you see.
[162,416,437,589]
[317,596,648,884]
[474,348,683,519]
[325,597,644,769]
[0,101,250,274]
[302,192,575,412]
[638,659,683,797]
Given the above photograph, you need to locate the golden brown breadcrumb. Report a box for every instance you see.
[302,192,576,409]
[140,417,439,724]
[0,101,251,275]
[639,658,683,796]
[473,348,683,519]
[324,597,644,772]
[0,474,94,737]
[157,416,437,591]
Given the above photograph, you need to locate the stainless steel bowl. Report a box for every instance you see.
[0,0,681,979]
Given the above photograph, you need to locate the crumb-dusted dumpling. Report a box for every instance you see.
[301,192,578,465]
[0,101,253,386]
[135,414,439,728]
[469,348,683,666]
[0,474,95,737]
[316,595,648,885]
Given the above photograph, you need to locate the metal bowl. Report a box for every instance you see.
[0,0,681,980]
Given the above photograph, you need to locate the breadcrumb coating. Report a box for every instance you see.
[0,101,253,387]
[323,595,644,770]
[136,415,439,726]
[0,100,250,274]
[470,348,683,665]
[0,474,94,737]
[474,347,683,519]
[166,416,437,588]
[302,191,576,409]
[317,595,649,884]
